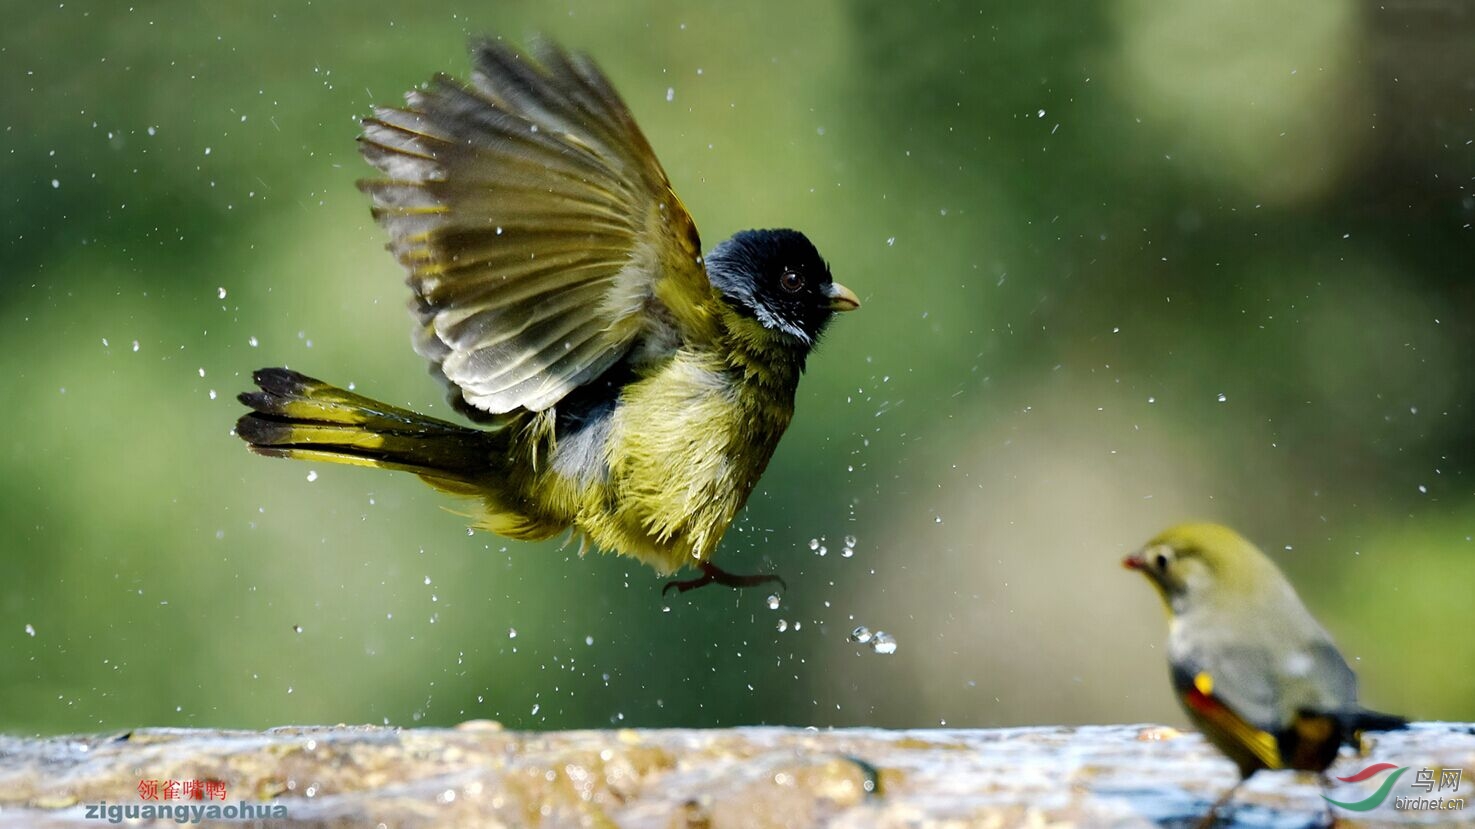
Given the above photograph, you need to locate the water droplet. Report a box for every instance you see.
[292,625,302,634]
[585,635,594,646]
[530,703,540,715]
[305,470,318,482]
[248,336,259,348]
[217,286,227,299]
[23,624,36,637]
[507,628,518,639]
[808,538,820,551]
[51,179,60,189]
[776,619,788,632]
[847,624,897,654]
[665,87,675,102]
[1216,393,1228,403]
[766,594,781,610]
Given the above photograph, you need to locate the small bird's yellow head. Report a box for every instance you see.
[1123,522,1284,616]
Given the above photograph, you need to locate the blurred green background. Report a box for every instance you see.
[3,0,1472,736]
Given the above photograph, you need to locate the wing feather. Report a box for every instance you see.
[359,38,712,416]
[1180,673,1284,770]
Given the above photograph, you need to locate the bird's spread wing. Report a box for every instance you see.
[359,39,714,415]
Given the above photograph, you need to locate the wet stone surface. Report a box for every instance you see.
[0,722,1470,827]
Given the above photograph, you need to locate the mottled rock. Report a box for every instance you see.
[0,723,1470,827]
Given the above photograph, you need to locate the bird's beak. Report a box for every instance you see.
[825,281,861,312]
[1122,552,1145,571]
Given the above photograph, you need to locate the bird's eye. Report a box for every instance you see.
[779,270,804,293]
[1154,553,1170,571]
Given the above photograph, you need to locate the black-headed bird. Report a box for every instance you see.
[1124,523,1406,825]
[236,39,858,594]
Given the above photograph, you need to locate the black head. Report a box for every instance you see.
[706,229,859,346]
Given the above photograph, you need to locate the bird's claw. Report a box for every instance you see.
[662,562,786,595]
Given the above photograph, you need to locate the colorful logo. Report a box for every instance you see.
[1322,763,1408,811]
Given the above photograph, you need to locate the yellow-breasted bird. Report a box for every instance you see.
[235,39,858,594]
[1124,523,1406,822]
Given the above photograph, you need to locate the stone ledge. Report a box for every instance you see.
[0,722,1470,827]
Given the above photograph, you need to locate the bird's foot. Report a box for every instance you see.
[662,562,786,595]
[1191,780,1243,829]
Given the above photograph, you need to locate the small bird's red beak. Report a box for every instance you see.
[1122,553,1145,570]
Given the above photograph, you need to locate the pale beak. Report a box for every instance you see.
[825,281,861,312]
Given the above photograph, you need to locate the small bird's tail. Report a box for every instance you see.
[1342,708,1408,736]
[236,368,496,491]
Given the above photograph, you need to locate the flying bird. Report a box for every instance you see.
[236,39,858,594]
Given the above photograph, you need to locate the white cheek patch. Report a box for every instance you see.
[752,302,810,344]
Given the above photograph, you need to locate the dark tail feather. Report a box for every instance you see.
[1343,708,1408,736]
[236,368,496,488]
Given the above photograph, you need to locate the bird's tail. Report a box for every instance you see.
[235,368,497,492]
[1343,708,1408,736]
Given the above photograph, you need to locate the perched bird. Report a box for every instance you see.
[236,39,858,593]
[1124,523,1406,822]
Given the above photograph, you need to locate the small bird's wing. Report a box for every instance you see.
[1300,641,1407,741]
[359,39,713,416]
[1304,639,1359,708]
[1177,641,1401,773]
[1172,651,1285,770]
